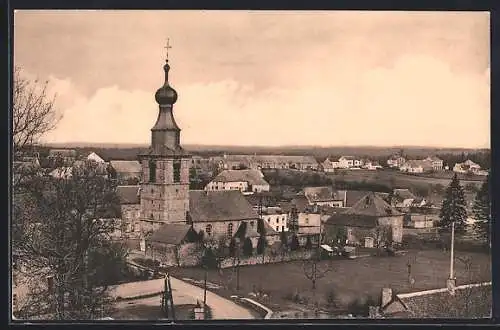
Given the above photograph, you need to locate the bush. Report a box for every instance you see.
[290,234,300,251]
[325,289,339,308]
[243,237,253,256]
[257,235,267,255]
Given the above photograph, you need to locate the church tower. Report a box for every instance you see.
[138,51,191,234]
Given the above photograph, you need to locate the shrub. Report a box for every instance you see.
[290,234,300,251]
[243,237,253,256]
[256,235,267,255]
[304,236,313,250]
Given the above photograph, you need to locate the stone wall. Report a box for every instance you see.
[148,242,203,267]
[219,250,314,269]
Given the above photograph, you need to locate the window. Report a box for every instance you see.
[149,160,156,182]
[206,224,212,236]
[276,226,279,231]
[227,223,233,238]
[281,226,284,231]
[173,161,181,183]
[305,218,309,225]
[250,221,254,228]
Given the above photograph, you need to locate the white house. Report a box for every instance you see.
[261,207,289,232]
[338,156,363,169]
[387,155,406,169]
[363,160,382,170]
[453,160,482,174]
[424,156,444,171]
[205,169,270,195]
[321,158,340,172]
[86,152,105,163]
[400,160,434,173]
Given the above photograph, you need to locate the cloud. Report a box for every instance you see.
[41,54,489,148]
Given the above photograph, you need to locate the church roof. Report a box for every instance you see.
[148,223,195,245]
[138,145,190,158]
[109,160,142,174]
[189,190,259,223]
[212,169,269,186]
[345,192,402,217]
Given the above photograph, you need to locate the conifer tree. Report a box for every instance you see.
[439,173,468,232]
[242,237,253,256]
[290,234,300,251]
[472,175,491,244]
[256,235,267,255]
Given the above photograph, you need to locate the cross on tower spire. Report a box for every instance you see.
[164,38,172,62]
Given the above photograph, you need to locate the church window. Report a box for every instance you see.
[173,161,181,183]
[149,160,156,182]
[227,223,233,238]
[206,224,212,236]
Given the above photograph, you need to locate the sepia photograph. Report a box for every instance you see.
[11,10,491,321]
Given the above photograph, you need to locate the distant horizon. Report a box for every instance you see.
[37,141,490,151]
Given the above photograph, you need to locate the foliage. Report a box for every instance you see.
[201,248,219,270]
[279,231,288,248]
[472,175,491,244]
[374,225,393,248]
[290,234,300,251]
[256,235,267,255]
[12,162,122,320]
[304,236,313,250]
[439,173,468,232]
[242,237,253,257]
[228,238,237,257]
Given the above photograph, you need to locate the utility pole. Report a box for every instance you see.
[447,221,456,294]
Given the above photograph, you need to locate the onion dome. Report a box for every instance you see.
[154,60,178,105]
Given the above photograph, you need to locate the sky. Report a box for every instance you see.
[14,10,490,148]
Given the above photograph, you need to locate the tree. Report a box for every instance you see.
[290,234,300,251]
[440,173,468,232]
[13,162,122,320]
[256,235,267,255]
[279,230,288,248]
[13,66,61,153]
[472,175,491,244]
[242,237,253,257]
[228,238,237,257]
[304,236,313,250]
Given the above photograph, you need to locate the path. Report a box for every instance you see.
[110,277,255,320]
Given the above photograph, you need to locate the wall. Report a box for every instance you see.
[148,242,203,267]
[192,219,249,241]
[298,213,321,227]
[219,250,314,269]
[377,215,404,243]
[121,204,142,238]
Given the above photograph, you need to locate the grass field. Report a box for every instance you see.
[169,249,491,313]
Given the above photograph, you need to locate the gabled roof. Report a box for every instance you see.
[212,169,269,186]
[388,282,492,318]
[109,160,142,174]
[234,220,261,239]
[325,213,379,228]
[148,224,196,245]
[426,156,442,162]
[189,190,259,223]
[344,192,402,217]
[291,195,311,212]
[343,190,388,208]
[393,189,416,201]
[339,155,355,160]
[116,185,140,204]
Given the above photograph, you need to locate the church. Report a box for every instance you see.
[117,49,279,253]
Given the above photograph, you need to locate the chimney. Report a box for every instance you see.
[381,287,393,308]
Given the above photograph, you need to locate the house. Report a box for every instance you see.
[377,282,492,318]
[47,149,77,166]
[363,160,382,170]
[116,185,142,239]
[404,214,434,228]
[399,160,434,173]
[213,154,319,171]
[324,192,404,247]
[342,190,389,208]
[338,156,363,169]
[261,207,289,233]
[303,186,346,208]
[84,151,105,163]
[321,158,340,172]
[188,190,279,246]
[453,160,482,174]
[424,156,444,171]
[205,169,270,194]
[109,160,142,184]
[387,155,406,169]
